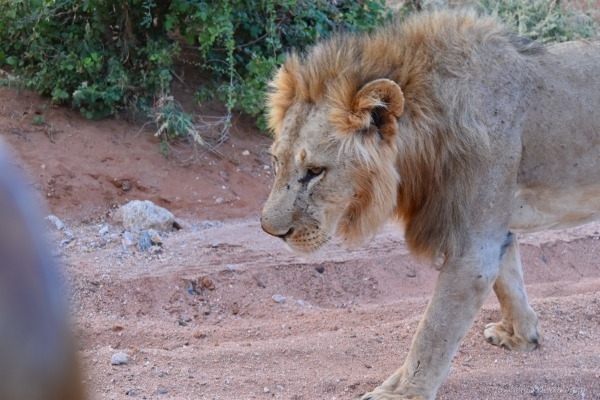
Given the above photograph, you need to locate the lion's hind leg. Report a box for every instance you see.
[484,233,539,351]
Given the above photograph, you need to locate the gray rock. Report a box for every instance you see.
[45,215,65,230]
[111,352,129,365]
[122,231,135,247]
[137,230,153,253]
[98,225,109,236]
[272,294,285,304]
[113,200,176,231]
[136,229,167,253]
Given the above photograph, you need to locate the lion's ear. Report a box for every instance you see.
[352,79,404,137]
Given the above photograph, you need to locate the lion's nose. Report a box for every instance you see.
[261,218,294,239]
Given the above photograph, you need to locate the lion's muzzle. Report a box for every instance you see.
[261,217,294,240]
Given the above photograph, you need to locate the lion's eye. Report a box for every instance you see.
[308,166,324,176]
[299,166,325,184]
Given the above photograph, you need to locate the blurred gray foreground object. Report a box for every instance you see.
[0,142,84,400]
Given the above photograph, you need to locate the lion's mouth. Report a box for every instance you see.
[283,227,331,254]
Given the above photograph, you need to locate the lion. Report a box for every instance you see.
[260,8,600,400]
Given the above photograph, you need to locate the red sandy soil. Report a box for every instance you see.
[1,87,599,400]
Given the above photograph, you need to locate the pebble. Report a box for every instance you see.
[111,352,129,365]
[272,294,285,303]
[150,233,163,245]
[242,150,250,156]
[149,245,162,255]
[202,220,219,229]
[45,215,65,230]
[120,179,132,191]
[98,225,109,236]
[201,277,215,290]
[122,231,135,246]
[137,231,153,252]
[226,264,237,272]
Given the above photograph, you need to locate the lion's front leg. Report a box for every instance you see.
[362,244,502,400]
[484,233,539,351]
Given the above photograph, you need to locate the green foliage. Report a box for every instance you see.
[30,115,46,126]
[472,0,597,43]
[0,0,391,140]
[0,0,178,120]
[170,0,392,131]
[149,94,204,155]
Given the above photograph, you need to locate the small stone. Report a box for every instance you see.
[202,220,218,228]
[98,225,109,236]
[112,325,124,332]
[242,150,250,156]
[186,280,197,295]
[137,231,153,252]
[201,277,215,290]
[231,302,240,315]
[111,352,129,365]
[272,294,285,304]
[45,215,65,230]
[263,387,270,393]
[193,330,206,339]
[121,179,132,191]
[150,233,163,245]
[149,245,162,255]
[406,271,417,278]
[315,265,325,274]
[226,264,237,272]
[122,231,135,246]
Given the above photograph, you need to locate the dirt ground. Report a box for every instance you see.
[1,86,599,400]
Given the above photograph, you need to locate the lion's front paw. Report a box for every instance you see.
[484,321,539,351]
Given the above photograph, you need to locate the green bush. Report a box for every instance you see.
[0,0,177,120]
[170,0,392,131]
[0,0,391,140]
[472,0,597,43]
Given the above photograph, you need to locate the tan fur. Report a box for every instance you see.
[261,9,600,399]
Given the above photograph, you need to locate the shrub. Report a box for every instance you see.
[0,0,391,143]
[0,0,178,120]
[172,0,392,131]
[472,0,597,43]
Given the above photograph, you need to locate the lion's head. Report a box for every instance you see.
[260,38,406,254]
[261,12,497,258]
